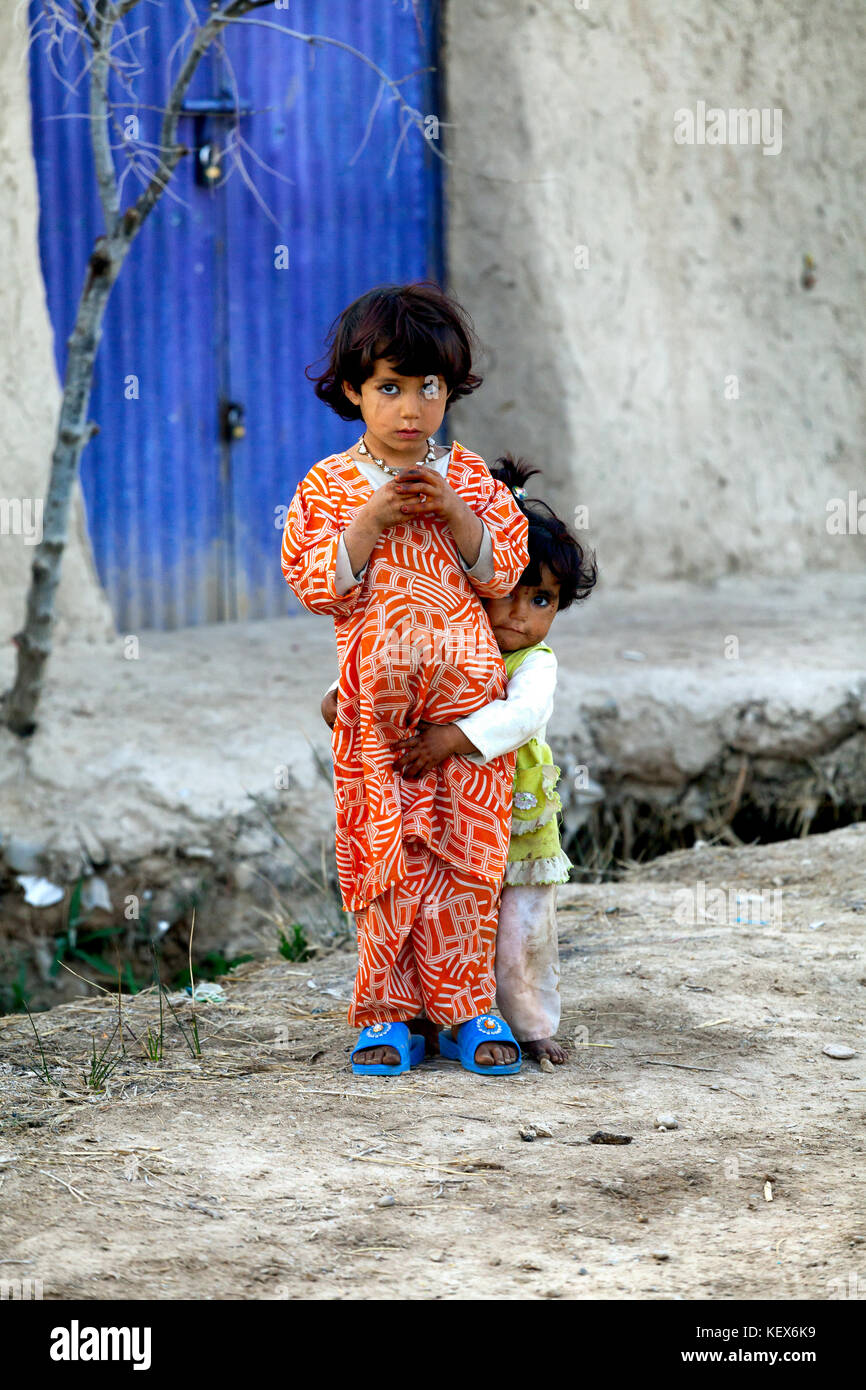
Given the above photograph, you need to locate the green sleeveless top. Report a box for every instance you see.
[502,642,572,886]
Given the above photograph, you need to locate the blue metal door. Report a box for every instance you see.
[29,1,443,629]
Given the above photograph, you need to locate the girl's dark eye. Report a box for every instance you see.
[532,595,550,608]
[379,383,400,395]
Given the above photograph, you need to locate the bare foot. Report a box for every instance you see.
[449,1025,519,1068]
[353,1044,401,1066]
[525,1036,567,1064]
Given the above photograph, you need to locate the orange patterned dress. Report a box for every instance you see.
[281,442,529,1025]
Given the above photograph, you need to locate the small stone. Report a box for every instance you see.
[539,1056,555,1073]
[637,1214,648,1224]
[656,1114,679,1130]
[577,1266,588,1275]
[430,1250,446,1262]
[528,1121,553,1138]
[519,1125,537,1142]
[376,1194,396,1208]
[651,1251,670,1262]
[823,1043,856,1059]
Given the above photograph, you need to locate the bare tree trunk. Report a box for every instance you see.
[5,240,121,735]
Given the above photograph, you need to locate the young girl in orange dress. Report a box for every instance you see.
[281,284,529,1076]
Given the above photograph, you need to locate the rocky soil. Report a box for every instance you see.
[1,825,863,1301]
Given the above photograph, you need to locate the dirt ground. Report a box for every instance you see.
[1,823,863,1302]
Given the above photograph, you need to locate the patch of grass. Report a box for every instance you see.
[278,922,313,963]
[22,1000,54,1086]
[48,877,147,991]
[83,1028,121,1092]
[142,1023,163,1063]
[142,944,166,1063]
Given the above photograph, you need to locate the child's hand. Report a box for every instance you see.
[393,466,458,523]
[321,687,338,729]
[395,467,484,568]
[362,477,429,531]
[393,721,479,778]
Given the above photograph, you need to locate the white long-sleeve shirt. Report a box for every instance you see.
[456,646,558,765]
[333,447,494,594]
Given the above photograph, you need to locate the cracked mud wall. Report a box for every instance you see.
[443,0,866,584]
[0,6,113,645]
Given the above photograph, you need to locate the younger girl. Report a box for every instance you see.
[393,456,598,1063]
[282,284,530,1076]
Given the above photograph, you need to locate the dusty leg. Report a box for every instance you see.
[495,884,564,1062]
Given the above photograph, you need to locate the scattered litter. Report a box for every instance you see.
[376,1194,396,1208]
[620,649,646,661]
[655,1114,679,1131]
[808,920,825,931]
[81,876,112,914]
[696,1018,732,1029]
[764,1181,773,1202]
[588,1130,632,1145]
[519,1126,537,1142]
[179,846,215,860]
[185,982,226,1004]
[823,1043,856,1060]
[16,876,64,908]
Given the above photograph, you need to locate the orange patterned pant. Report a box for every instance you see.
[350,841,500,1028]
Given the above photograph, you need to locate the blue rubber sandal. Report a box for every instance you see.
[438,1013,522,1075]
[351,1021,425,1076]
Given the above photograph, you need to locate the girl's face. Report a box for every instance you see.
[485,565,560,653]
[342,358,448,459]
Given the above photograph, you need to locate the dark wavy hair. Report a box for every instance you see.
[307,282,483,420]
[490,455,598,611]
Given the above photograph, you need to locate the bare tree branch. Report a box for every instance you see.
[6,0,441,734]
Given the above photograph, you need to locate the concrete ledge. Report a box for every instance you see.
[0,573,863,882]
